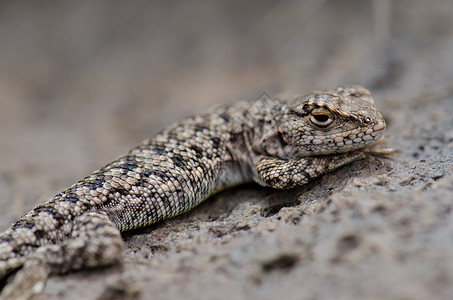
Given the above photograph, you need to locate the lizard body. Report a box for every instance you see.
[0,85,388,299]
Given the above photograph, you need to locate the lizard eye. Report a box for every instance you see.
[310,108,334,127]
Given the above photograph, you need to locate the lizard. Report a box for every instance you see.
[0,85,391,299]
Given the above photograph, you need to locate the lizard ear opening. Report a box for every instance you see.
[277,130,288,147]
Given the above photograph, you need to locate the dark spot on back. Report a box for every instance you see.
[23,222,35,229]
[153,170,169,180]
[190,145,204,159]
[211,137,221,148]
[154,143,166,155]
[171,153,186,168]
[34,230,45,239]
[12,220,26,230]
[87,178,106,190]
[33,205,65,226]
[0,236,14,243]
[63,193,80,204]
[120,158,139,175]
[219,112,231,122]
[110,187,128,196]
[194,124,208,132]
[142,168,154,177]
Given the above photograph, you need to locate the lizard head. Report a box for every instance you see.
[263,85,387,158]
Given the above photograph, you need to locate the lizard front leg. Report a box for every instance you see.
[254,152,366,189]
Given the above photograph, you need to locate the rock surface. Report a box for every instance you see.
[0,1,452,299]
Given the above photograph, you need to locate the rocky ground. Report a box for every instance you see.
[0,1,452,299]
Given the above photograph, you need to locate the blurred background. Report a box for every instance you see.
[0,0,452,226]
[1,1,453,299]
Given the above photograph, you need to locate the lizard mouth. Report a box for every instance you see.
[290,122,386,158]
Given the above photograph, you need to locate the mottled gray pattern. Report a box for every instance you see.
[0,85,388,299]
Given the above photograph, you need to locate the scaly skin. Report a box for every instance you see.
[0,85,388,299]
